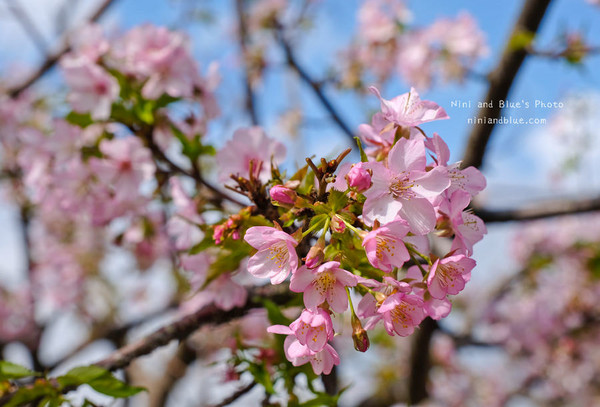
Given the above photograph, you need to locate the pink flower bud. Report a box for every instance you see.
[270,185,297,206]
[330,215,346,234]
[346,163,372,192]
[351,314,370,352]
[305,238,325,268]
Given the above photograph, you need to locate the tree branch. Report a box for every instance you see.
[235,0,259,126]
[408,317,437,405]
[209,381,256,407]
[0,286,295,405]
[276,28,355,143]
[95,286,293,372]
[461,0,553,169]
[474,195,600,223]
[6,0,118,98]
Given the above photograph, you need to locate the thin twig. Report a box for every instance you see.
[209,382,257,407]
[235,0,259,125]
[276,27,355,143]
[0,286,294,405]
[6,0,118,98]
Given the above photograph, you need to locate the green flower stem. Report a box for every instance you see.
[406,243,433,266]
[409,251,428,278]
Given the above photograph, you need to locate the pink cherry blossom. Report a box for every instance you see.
[244,226,299,284]
[270,185,297,205]
[369,86,449,128]
[436,190,487,256]
[358,0,411,44]
[60,56,119,120]
[427,254,475,299]
[290,261,358,313]
[405,266,452,320]
[363,137,450,234]
[90,137,155,202]
[346,162,372,192]
[267,325,340,375]
[216,127,286,183]
[378,291,426,336]
[362,219,410,272]
[167,177,204,250]
[108,24,199,100]
[68,24,109,62]
[289,308,334,352]
[356,276,411,330]
[426,133,486,196]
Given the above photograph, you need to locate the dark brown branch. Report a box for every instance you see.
[276,28,355,143]
[235,0,259,126]
[0,287,294,405]
[95,286,293,372]
[209,381,257,407]
[150,342,197,407]
[474,195,600,223]
[6,0,118,98]
[461,0,553,169]
[408,318,437,405]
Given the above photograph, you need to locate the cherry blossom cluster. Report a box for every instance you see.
[235,87,486,375]
[0,23,223,335]
[420,214,600,406]
[340,0,488,89]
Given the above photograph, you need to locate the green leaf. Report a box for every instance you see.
[259,298,293,326]
[134,100,155,125]
[354,137,368,162]
[0,361,39,381]
[57,365,145,399]
[4,383,57,407]
[327,190,348,212]
[188,235,215,255]
[65,111,94,128]
[198,143,216,156]
[247,363,275,395]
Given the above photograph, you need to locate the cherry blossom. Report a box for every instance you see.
[427,254,475,299]
[290,261,358,313]
[267,325,340,375]
[362,137,450,233]
[362,219,411,272]
[216,127,286,183]
[60,56,119,120]
[369,86,449,128]
[244,226,299,284]
[288,308,334,352]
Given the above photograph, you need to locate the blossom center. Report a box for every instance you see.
[389,174,415,199]
[268,241,289,269]
[375,236,396,261]
[314,272,336,295]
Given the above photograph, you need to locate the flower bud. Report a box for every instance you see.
[305,237,325,268]
[330,214,346,234]
[346,163,372,192]
[270,185,297,206]
[351,314,370,352]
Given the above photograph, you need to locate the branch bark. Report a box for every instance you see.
[0,286,294,405]
[474,195,600,223]
[461,0,553,169]
[95,286,293,372]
